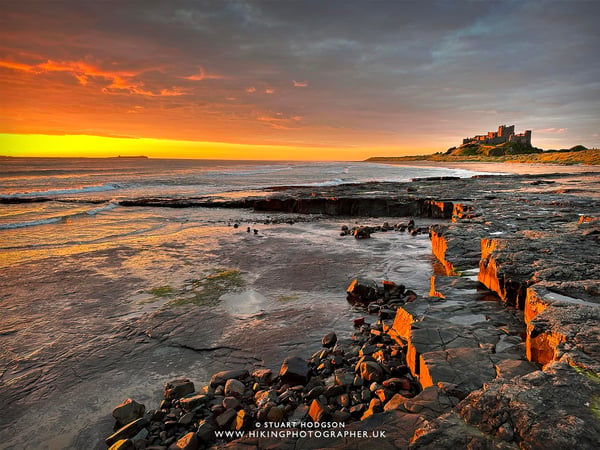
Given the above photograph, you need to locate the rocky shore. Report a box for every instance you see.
[105,170,599,449]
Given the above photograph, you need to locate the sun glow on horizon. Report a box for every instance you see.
[0,133,429,161]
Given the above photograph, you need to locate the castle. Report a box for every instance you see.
[462,125,532,146]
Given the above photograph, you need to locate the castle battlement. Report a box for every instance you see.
[462,125,531,146]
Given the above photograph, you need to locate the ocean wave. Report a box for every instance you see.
[0,202,119,230]
[1,183,124,198]
[213,166,294,176]
[0,217,63,230]
[86,202,119,215]
[307,178,350,187]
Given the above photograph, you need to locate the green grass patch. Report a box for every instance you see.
[275,294,300,302]
[573,365,600,383]
[573,366,600,421]
[150,285,174,297]
[167,268,244,307]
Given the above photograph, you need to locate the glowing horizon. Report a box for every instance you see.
[0,133,438,161]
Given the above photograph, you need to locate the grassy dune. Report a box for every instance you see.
[367,148,600,165]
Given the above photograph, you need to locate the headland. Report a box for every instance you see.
[367,124,599,165]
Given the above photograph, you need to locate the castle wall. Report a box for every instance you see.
[462,125,530,146]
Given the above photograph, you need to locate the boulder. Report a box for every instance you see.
[223,396,241,410]
[178,412,194,426]
[279,356,310,385]
[353,317,365,327]
[168,432,198,450]
[105,418,150,447]
[352,227,371,239]
[383,280,405,301]
[347,278,380,303]
[196,420,215,444]
[215,408,237,429]
[358,361,384,383]
[308,399,332,422]
[179,393,209,412]
[267,405,285,422]
[210,369,249,387]
[112,398,145,427]
[252,368,273,383]
[321,331,337,348]
[164,379,195,400]
[224,378,245,398]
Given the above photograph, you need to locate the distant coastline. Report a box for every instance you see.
[115,155,148,159]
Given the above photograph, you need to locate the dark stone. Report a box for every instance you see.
[210,369,249,387]
[358,361,384,383]
[347,278,379,303]
[224,378,245,397]
[383,281,405,301]
[222,396,241,410]
[168,432,198,450]
[353,227,371,239]
[308,399,332,422]
[323,385,344,398]
[106,418,150,447]
[179,394,209,412]
[112,398,146,428]
[279,356,310,385]
[164,379,195,400]
[379,308,395,319]
[215,408,237,429]
[196,420,215,444]
[321,331,337,348]
[252,368,273,383]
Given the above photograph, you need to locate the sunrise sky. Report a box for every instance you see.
[1,0,599,160]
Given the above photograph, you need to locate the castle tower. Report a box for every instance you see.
[497,125,515,139]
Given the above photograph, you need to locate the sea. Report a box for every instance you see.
[0,158,498,262]
[1,157,504,449]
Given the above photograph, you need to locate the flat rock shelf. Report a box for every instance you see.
[100,171,599,449]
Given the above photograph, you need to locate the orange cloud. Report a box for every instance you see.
[127,106,145,114]
[37,60,136,82]
[265,88,275,94]
[537,127,567,134]
[257,113,302,130]
[293,80,308,87]
[183,66,224,81]
[246,86,257,93]
[1,57,183,97]
[0,60,38,72]
[103,75,184,97]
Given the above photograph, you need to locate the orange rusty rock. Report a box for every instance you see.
[430,230,457,275]
[526,323,566,366]
[391,307,415,343]
[429,275,445,299]
[524,286,551,325]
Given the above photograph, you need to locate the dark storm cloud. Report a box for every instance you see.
[1,0,598,148]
